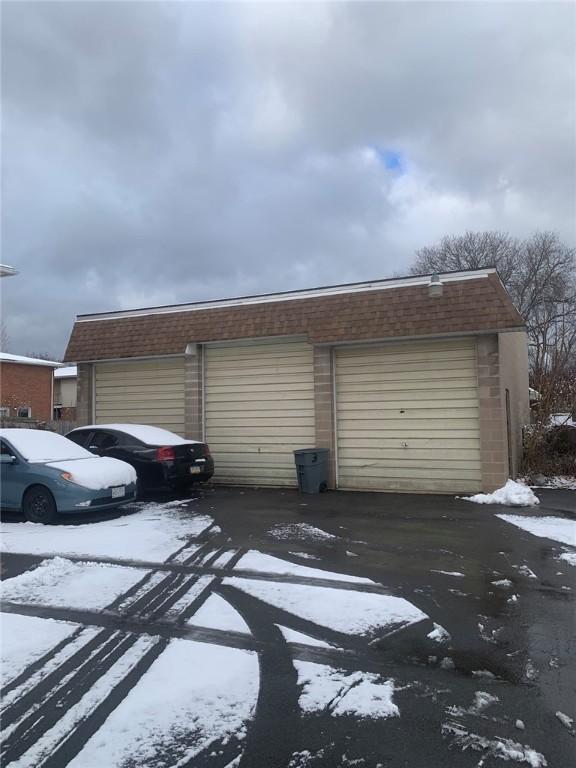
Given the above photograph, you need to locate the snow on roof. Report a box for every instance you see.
[0,352,61,368]
[1,428,92,462]
[54,365,77,378]
[70,423,199,445]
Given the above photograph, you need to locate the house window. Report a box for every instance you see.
[0,407,9,417]
[17,406,32,419]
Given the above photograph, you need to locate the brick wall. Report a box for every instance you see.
[0,362,54,422]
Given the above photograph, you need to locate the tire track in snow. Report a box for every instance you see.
[1,532,236,766]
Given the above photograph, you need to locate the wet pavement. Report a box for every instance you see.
[1,486,575,767]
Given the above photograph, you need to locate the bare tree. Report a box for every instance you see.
[411,231,521,284]
[25,351,61,361]
[410,230,576,401]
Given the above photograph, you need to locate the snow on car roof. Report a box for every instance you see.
[1,429,93,462]
[72,424,199,446]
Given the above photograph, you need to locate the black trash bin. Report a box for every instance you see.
[293,448,329,494]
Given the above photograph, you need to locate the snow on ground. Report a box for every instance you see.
[431,570,465,577]
[0,504,214,562]
[559,552,576,566]
[492,579,514,588]
[498,515,576,548]
[224,577,427,637]
[69,639,258,768]
[10,633,159,768]
[187,592,250,634]
[0,613,78,686]
[0,557,146,611]
[278,626,334,648]
[296,661,399,719]
[1,625,102,711]
[236,551,373,584]
[268,523,339,542]
[427,623,451,643]
[441,722,547,767]
[464,480,540,507]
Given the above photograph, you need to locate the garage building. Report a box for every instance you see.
[64,269,529,494]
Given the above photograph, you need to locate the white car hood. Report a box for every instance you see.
[46,457,137,491]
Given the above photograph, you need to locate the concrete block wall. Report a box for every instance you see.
[477,335,509,491]
[184,346,204,441]
[76,363,94,425]
[313,346,336,488]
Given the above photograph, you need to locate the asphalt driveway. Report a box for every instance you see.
[1,487,574,768]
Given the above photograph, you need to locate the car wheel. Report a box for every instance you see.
[22,486,57,524]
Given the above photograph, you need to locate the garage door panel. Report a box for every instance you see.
[336,393,479,407]
[341,477,479,494]
[95,358,185,435]
[336,339,481,493]
[338,447,481,461]
[205,341,315,486]
[338,407,479,420]
[339,465,482,481]
[207,381,313,395]
[336,358,476,376]
[336,378,477,394]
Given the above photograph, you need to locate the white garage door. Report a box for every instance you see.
[204,339,315,486]
[94,358,185,435]
[336,338,482,493]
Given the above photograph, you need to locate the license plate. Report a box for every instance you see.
[111,486,126,498]
[190,466,202,475]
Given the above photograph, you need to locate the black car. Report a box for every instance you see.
[66,424,214,492]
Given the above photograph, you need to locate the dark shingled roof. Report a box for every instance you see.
[64,272,525,362]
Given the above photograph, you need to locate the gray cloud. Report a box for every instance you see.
[2,1,575,357]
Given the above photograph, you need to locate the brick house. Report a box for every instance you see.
[64,268,530,494]
[0,353,61,423]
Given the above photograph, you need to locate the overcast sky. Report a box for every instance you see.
[2,1,575,358]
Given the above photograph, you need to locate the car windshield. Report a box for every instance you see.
[0,429,93,463]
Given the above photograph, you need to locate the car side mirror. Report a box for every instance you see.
[0,454,17,464]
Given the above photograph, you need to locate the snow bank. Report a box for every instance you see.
[1,429,91,462]
[70,423,199,446]
[47,456,136,490]
[464,480,540,506]
[498,514,576,548]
